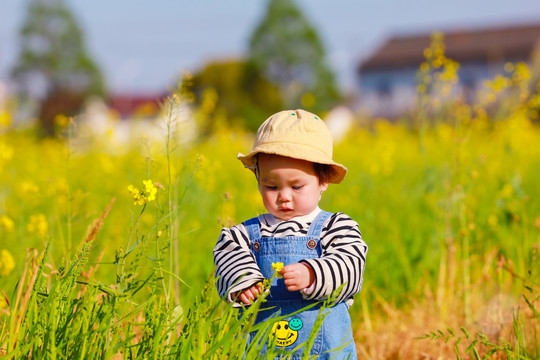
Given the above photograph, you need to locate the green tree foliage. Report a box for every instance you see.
[191,59,283,133]
[11,0,105,136]
[248,0,341,113]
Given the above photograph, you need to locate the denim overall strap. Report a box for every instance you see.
[243,216,261,243]
[306,211,332,238]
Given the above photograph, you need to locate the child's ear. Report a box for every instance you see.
[319,182,329,192]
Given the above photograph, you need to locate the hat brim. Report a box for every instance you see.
[238,142,347,184]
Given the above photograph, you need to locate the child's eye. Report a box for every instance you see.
[265,185,277,190]
[292,185,304,190]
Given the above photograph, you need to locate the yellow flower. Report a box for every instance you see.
[54,113,70,128]
[0,249,15,277]
[0,140,13,161]
[127,184,145,205]
[127,179,160,205]
[27,214,48,238]
[513,62,531,83]
[0,215,14,232]
[271,262,284,278]
[0,295,8,309]
[0,110,11,127]
[500,183,513,199]
[143,180,158,202]
[490,74,509,93]
[19,181,39,196]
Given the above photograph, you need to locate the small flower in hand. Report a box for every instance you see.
[271,262,284,278]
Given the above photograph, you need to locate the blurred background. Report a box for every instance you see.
[2,0,540,134]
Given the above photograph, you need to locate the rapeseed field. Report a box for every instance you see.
[0,38,539,358]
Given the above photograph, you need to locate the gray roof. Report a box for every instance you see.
[358,22,540,72]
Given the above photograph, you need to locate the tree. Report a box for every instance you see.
[191,59,283,133]
[11,0,104,135]
[248,0,341,113]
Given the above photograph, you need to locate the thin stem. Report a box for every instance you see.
[165,96,176,305]
[65,120,73,260]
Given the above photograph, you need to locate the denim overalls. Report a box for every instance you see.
[244,211,357,359]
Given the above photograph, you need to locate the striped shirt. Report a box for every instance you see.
[213,207,368,307]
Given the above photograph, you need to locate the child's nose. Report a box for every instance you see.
[277,189,292,202]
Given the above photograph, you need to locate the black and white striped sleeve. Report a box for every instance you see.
[213,224,265,306]
[300,213,367,304]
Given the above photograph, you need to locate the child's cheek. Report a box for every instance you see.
[261,191,273,209]
[263,191,273,203]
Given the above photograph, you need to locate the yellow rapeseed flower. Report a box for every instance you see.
[271,262,284,278]
[0,110,11,127]
[0,140,13,161]
[0,215,14,232]
[143,180,157,201]
[444,60,459,82]
[491,75,509,93]
[432,57,443,69]
[127,185,145,205]
[500,183,514,199]
[513,63,531,83]
[0,295,7,309]
[0,249,15,277]
[127,179,160,205]
[54,113,70,128]
[27,214,48,238]
[19,181,39,196]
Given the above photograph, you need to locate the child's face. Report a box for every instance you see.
[257,154,328,221]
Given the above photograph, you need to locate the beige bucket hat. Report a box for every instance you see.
[237,109,348,184]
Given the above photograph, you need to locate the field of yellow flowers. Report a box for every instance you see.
[1,38,539,358]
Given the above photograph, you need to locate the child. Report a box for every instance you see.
[213,109,367,359]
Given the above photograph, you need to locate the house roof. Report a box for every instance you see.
[358,22,540,72]
[107,93,168,117]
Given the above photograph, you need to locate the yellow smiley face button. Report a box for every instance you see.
[270,318,303,347]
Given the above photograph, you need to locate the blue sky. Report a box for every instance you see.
[2,0,540,95]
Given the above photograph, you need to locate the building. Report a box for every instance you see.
[107,93,169,119]
[356,22,540,118]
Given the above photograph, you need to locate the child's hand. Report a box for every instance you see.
[281,263,315,291]
[232,282,264,305]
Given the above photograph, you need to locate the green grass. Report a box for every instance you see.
[1,44,540,357]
